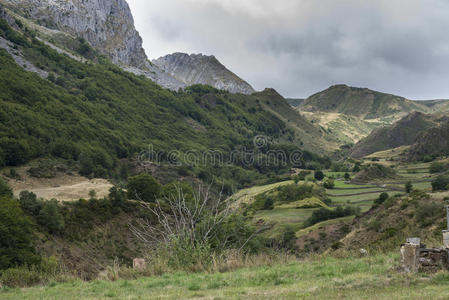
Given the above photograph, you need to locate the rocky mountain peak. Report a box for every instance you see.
[153,52,256,95]
[2,0,148,68]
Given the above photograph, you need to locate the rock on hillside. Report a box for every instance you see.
[2,0,148,68]
[349,112,441,159]
[153,53,255,94]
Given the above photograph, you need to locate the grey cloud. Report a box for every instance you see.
[128,0,449,99]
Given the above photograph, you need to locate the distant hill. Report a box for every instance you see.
[298,84,449,146]
[301,84,430,121]
[246,89,340,153]
[350,112,442,159]
[285,98,304,107]
[153,53,255,95]
[407,118,449,161]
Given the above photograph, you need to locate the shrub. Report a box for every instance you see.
[405,181,413,194]
[19,191,43,215]
[127,174,161,202]
[38,200,65,234]
[323,178,335,189]
[314,171,325,181]
[108,186,127,207]
[276,184,314,203]
[305,206,358,227]
[263,197,274,210]
[281,226,297,250]
[429,162,448,174]
[417,202,444,227]
[375,192,389,205]
[432,176,449,192]
[0,177,13,198]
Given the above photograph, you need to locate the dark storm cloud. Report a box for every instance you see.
[128,0,449,99]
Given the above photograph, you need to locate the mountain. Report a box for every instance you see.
[350,112,447,159]
[0,1,255,94]
[0,12,340,189]
[301,84,429,121]
[153,53,255,95]
[298,84,449,146]
[2,0,147,68]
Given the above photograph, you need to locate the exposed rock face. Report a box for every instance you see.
[2,0,148,68]
[153,53,255,94]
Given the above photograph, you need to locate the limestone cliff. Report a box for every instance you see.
[2,0,148,68]
[153,53,255,94]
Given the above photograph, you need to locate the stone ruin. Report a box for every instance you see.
[400,206,449,273]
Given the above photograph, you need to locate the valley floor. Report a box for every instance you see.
[3,253,449,299]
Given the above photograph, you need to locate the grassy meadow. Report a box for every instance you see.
[3,253,449,299]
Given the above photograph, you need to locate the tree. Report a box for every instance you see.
[282,226,296,250]
[127,173,161,202]
[263,197,274,210]
[430,162,448,174]
[344,172,351,181]
[19,190,42,215]
[0,177,13,198]
[405,181,413,194]
[323,178,335,189]
[38,200,65,234]
[432,176,449,192]
[109,186,127,207]
[375,192,389,205]
[0,197,40,270]
[314,171,325,181]
[353,163,361,173]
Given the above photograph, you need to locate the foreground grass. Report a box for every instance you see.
[3,253,449,299]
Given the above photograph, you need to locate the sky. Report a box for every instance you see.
[127,0,449,99]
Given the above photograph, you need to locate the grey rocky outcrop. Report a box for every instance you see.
[153,53,255,94]
[2,0,148,68]
[1,1,255,94]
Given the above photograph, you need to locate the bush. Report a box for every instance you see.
[0,267,41,287]
[19,191,43,215]
[276,184,314,203]
[375,192,389,205]
[0,197,40,270]
[263,197,274,210]
[429,162,448,174]
[127,174,161,202]
[0,256,61,287]
[405,181,413,194]
[323,178,335,189]
[432,176,449,192]
[108,186,127,207]
[0,177,13,198]
[305,206,358,227]
[314,171,325,181]
[38,200,65,234]
[417,202,444,227]
[281,226,296,250]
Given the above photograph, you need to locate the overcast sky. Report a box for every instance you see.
[128,0,449,99]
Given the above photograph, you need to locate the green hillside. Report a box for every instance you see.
[301,84,431,121]
[350,112,441,158]
[0,18,332,188]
